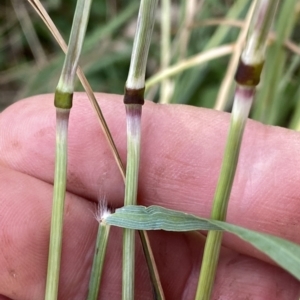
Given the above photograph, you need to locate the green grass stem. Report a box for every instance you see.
[195,2,278,298]
[123,104,142,300]
[126,0,158,89]
[87,208,111,300]
[195,88,253,300]
[56,0,93,93]
[122,1,164,299]
[45,0,92,298]
[45,108,70,300]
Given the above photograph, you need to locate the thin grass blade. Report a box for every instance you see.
[145,44,234,91]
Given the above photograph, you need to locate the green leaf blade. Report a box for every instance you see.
[213,221,300,281]
[105,205,300,280]
[107,205,219,231]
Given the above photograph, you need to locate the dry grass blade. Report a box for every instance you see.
[191,16,300,59]
[145,44,234,91]
[190,18,244,28]
[178,0,199,59]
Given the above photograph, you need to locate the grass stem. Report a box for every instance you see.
[45,108,70,300]
[126,0,157,89]
[27,0,127,181]
[123,104,142,300]
[195,1,278,299]
[195,87,253,300]
[122,1,162,299]
[87,207,111,300]
[45,0,92,298]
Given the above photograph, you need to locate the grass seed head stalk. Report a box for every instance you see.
[45,0,92,299]
[195,1,279,299]
[122,1,158,300]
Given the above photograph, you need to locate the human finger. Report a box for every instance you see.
[0,165,298,299]
[1,93,300,263]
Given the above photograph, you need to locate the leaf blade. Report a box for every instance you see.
[106,205,219,231]
[105,205,300,280]
[213,220,300,281]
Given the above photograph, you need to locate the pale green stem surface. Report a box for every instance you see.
[123,1,163,299]
[46,0,93,298]
[123,228,135,300]
[123,104,142,300]
[45,109,70,300]
[241,0,279,65]
[195,88,253,300]
[126,0,158,89]
[56,0,93,93]
[87,222,110,300]
[196,2,278,298]
[26,0,128,180]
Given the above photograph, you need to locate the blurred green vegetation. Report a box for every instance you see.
[1,0,300,129]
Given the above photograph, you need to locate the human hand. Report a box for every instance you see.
[0,93,299,299]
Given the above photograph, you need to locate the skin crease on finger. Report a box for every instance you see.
[0,93,299,299]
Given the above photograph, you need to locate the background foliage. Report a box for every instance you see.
[1,0,300,128]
